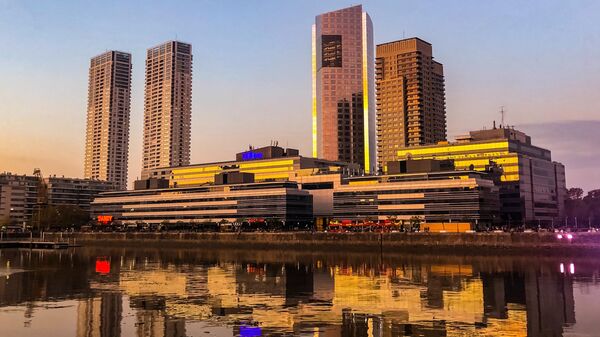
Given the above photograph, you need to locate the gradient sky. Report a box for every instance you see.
[1,0,599,191]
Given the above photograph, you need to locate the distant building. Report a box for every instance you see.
[0,173,39,225]
[84,51,132,190]
[44,176,115,213]
[397,127,567,226]
[376,38,446,170]
[312,5,376,173]
[142,41,193,178]
[0,172,114,226]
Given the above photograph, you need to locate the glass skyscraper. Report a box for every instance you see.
[312,5,375,173]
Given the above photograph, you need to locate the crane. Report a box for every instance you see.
[32,168,48,230]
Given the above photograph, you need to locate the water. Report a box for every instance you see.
[0,247,599,337]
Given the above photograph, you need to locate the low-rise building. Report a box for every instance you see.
[332,171,500,227]
[145,145,357,188]
[91,145,500,230]
[0,173,39,225]
[396,127,567,226]
[91,181,313,226]
[45,176,115,212]
[0,172,114,226]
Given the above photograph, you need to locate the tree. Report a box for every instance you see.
[585,189,600,201]
[568,188,584,200]
[565,187,600,228]
[38,205,89,230]
[409,216,421,232]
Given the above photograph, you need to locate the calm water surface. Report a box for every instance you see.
[0,247,599,337]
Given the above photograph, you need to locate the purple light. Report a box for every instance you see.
[567,234,573,240]
[557,234,563,239]
[560,263,565,273]
[240,326,261,337]
[569,263,575,274]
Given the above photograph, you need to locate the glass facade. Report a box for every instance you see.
[91,182,313,224]
[396,129,567,225]
[312,5,375,173]
[333,172,500,226]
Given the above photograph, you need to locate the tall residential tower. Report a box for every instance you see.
[312,5,375,173]
[142,41,193,178]
[376,38,446,170]
[84,51,132,190]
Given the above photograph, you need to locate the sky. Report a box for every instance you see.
[0,0,599,191]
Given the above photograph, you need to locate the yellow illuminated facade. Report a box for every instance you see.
[148,156,348,188]
[311,24,318,158]
[397,140,519,182]
[396,128,567,224]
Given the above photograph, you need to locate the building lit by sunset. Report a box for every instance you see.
[312,5,376,173]
[396,127,567,225]
[91,145,500,228]
[375,38,446,170]
[142,41,193,179]
[84,51,132,190]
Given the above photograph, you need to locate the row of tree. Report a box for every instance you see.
[565,188,600,225]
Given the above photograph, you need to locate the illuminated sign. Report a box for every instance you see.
[242,152,264,161]
[97,215,113,224]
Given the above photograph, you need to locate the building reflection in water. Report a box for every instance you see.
[0,249,588,337]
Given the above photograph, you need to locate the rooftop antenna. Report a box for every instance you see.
[500,106,506,128]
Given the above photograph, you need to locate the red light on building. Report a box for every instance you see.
[97,215,113,224]
[95,258,110,274]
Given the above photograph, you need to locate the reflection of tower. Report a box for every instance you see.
[424,273,463,309]
[130,296,186,337]
[135,309,165,337]
[284,264,314,306]
[342,309,369,337]
[312,268,335,303]
[76,293,122,337]
[481,272,526,319]
[525,271,575,337]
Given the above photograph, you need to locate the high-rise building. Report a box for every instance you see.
[84,51,132,190]
[142,41,193,178]
[312,5,375,173]
[376,38,446,171]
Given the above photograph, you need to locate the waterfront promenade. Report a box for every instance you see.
[36,231,600,255]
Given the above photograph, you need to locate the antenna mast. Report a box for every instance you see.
[500,106,506,128]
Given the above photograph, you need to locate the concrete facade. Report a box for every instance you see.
[84,51,132,190]
[376,38,446,171]
[142,41,193,178]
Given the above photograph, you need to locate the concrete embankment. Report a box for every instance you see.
[39,232,600,255]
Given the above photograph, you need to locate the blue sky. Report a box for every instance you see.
[0,0,599,190]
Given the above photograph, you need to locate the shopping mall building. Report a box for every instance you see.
[91,145,502,229]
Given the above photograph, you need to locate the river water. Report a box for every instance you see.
[0,246,599,337]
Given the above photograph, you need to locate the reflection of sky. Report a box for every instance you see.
[565,281,600,336]
[0,1,599,189]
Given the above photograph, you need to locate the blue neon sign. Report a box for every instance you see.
[242,152,264,161]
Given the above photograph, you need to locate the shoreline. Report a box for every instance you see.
[35,231,600,256]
